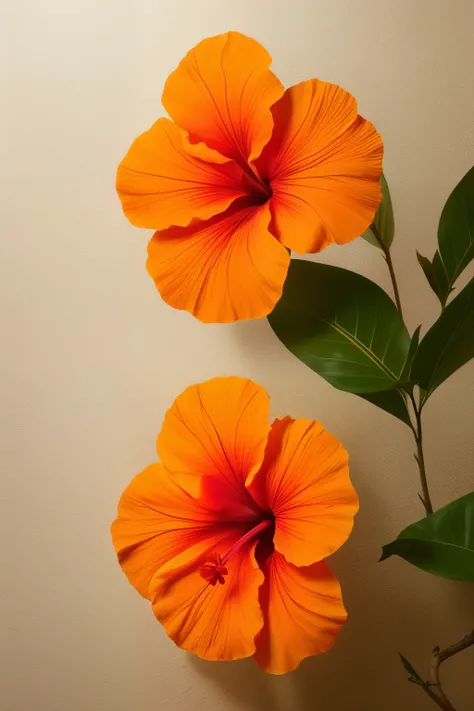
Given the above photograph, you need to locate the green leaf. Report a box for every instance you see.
[358,389,412,427]
[362,174,395,250]
[380,493,474,581]
[401,325,422,382]
[411,276,474,396]
[430,252,455,305]
[417,165,474,306]
[268,260,411,394]
[436,165,474,300]
[398,654,424,685]
[416,251,445,303]
[359,328,421,427]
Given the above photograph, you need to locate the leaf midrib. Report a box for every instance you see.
[318,315,400,382]
[424,288,474,393]
[439,182,474,294]
[399,537,474,555]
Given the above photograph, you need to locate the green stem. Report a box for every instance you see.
[409,392,434,516]
[369,224,432,512]
[384,248,404,319]
[370,222,404,318]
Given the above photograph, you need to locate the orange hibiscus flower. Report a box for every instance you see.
[111,376,358,673]
[116,31,383,323]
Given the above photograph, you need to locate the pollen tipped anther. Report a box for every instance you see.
[199,519,273,586]
[199,555,228,586]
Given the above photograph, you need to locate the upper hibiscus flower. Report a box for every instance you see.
[111,376,358,674]
[117,32,383,323]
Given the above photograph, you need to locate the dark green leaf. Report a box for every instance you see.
[411,276,474,396]
[268,260,411,394]
[358,389,412,427]
[417,166,474,306]
[380,493,474,581]
[430,252,455,305]
[362,174,394,250]
[398,654,424,685]
[436,165,474,301]
[401,326,422,382]
[416,251,445,302]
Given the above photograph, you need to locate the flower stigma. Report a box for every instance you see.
[199,518,274,586]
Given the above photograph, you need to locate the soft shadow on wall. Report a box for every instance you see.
[219,247,474,710]
[188,477,462,711]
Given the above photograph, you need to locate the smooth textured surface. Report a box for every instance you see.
[119,30,382,323]
[3,1,474,710]
[381,493,474,581]
[268,261,411,392]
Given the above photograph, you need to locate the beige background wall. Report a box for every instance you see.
[3,1,474,709]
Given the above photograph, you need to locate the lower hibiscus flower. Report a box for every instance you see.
[111,377,358,673]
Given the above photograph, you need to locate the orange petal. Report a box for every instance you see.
[111,463,229,599]
[162,32,284,164]
[181,133,233,164]
[249,417,358,566]
[157,377,271,517]
[150,536,264,661]
[146,201,290,323]
[253,551,347,674]
[256,80,383,253]
[116,118,246,230]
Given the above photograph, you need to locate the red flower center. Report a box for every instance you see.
[199,518,274,586]
[241,165,272,205]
